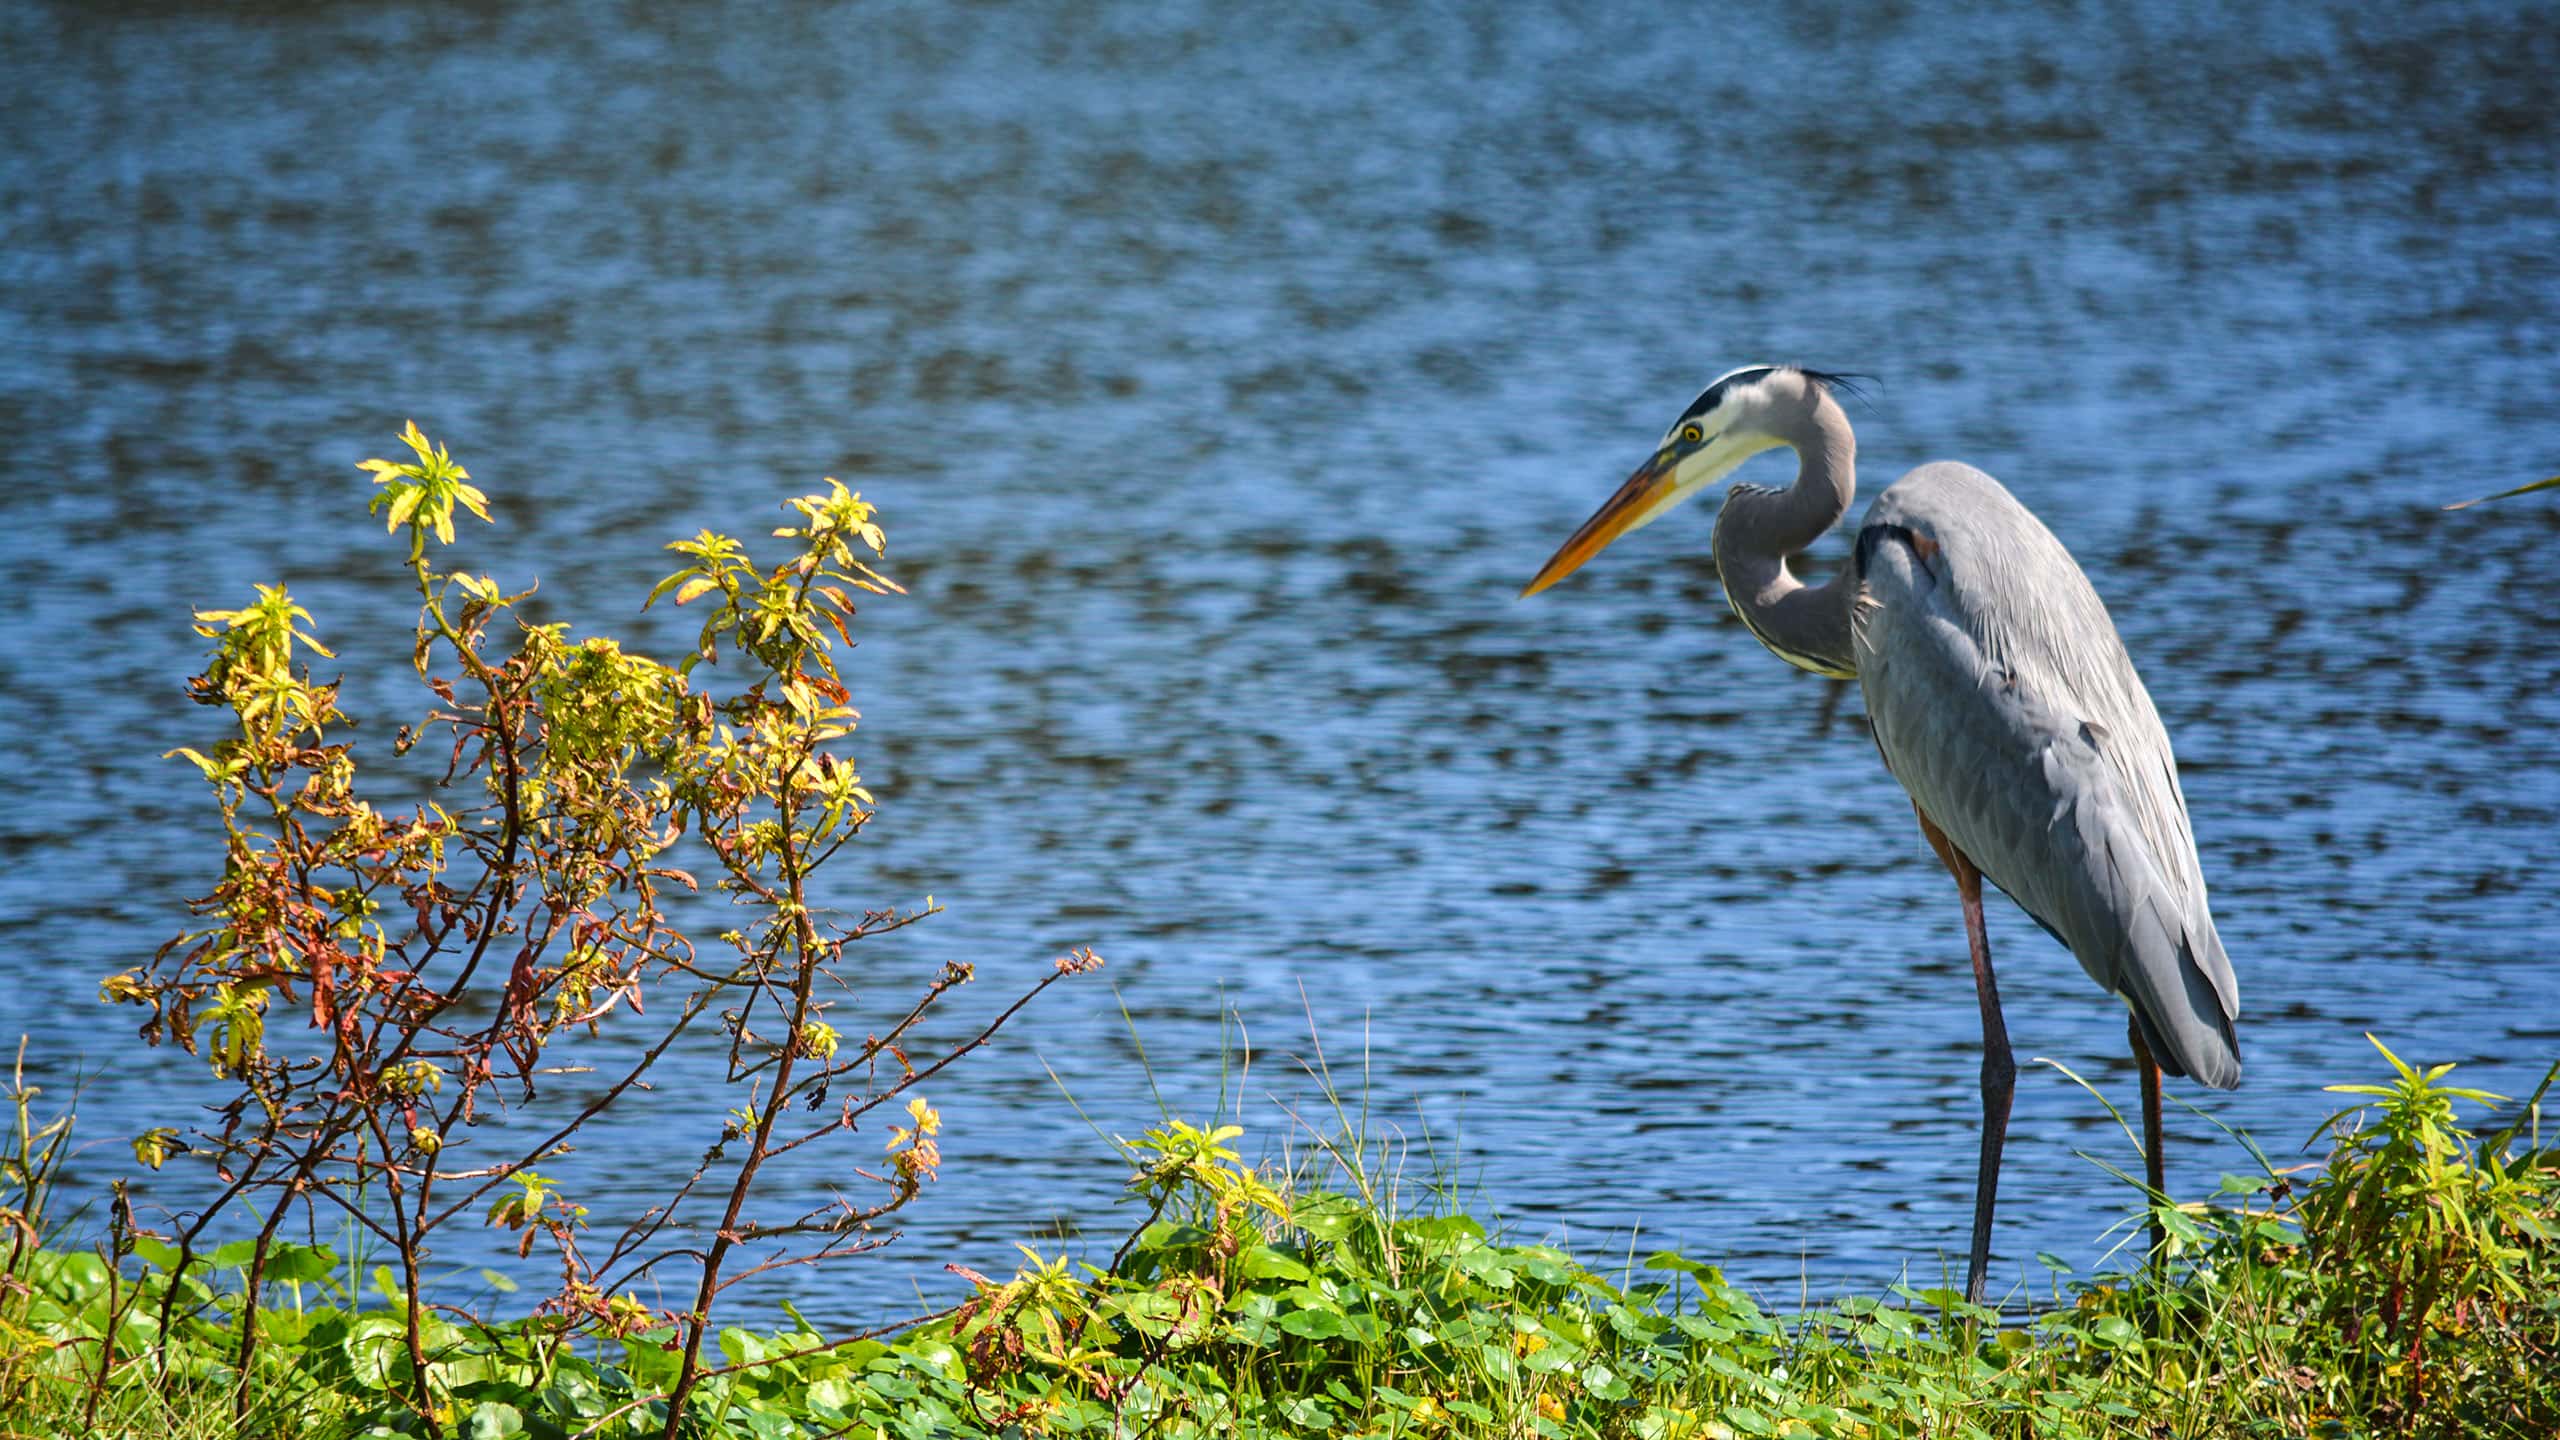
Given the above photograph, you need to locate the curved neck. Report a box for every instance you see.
[1711,392,1861,679]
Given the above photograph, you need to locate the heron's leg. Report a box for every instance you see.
[1914,808,2013,1308]
[1812,676,1849,737]
[2128,1017,2167,1267]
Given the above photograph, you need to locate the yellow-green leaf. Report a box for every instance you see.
[133,1127,181,1170]
[848,561,905,595]
[164,746,222,779]
[2444,474,2560,510]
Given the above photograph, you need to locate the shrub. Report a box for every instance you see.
[68,425,1095,1437]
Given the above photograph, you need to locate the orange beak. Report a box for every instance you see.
[1520,446,1683,598]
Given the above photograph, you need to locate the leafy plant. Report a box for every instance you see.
[2300,1035,2556,1426]
[905,1032,2559,1439]
[86,424,1096,1437]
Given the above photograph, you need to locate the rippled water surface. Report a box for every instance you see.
[4,0,2557,1324]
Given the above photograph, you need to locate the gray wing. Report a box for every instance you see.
[1850,463,2240,1088]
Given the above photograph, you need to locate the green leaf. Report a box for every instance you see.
[1723,1402,1777,1436]
[1524,1342,1578,1373]
[343,1315,408,1390]
[833,1338,891,1370]
[1101,1288,1180,1337]
[2087,1314,2141,1350]
[1277,1307,1347,1339]
[805,1377,860,1416]
[905,1339,960,1377]
[1453,1246,1518,1289]
[1398,1214,1487,1247]
[1643,1250,1719,1278]
[1604,1304,1666,1342]
[465,1401,524,1440]
[2444,473,2560,510]
[1284,1281,1346,1316]
[1276,1397,1335,1431]
[1294,1196,1363,1242]
[1583,1363,1631,1402]
[265,1243,336,1285]
[1239,1246,1312,1282]
[2367,1032,2415,1081]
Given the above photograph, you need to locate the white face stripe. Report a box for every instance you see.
[1673,429,1784,488]
[1596,430,1785,560]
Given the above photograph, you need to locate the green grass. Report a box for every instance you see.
[5,1039,2554,1439]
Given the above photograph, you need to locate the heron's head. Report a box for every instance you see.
[1520,365,1838,597]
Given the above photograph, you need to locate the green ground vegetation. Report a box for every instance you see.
[4,1037,2553,1439]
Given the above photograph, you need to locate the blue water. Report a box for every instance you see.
[3,0,2557,1326]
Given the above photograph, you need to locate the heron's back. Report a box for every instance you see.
[1849,463,2240,1088]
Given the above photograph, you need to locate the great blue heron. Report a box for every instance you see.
[1521,365,2240,1304]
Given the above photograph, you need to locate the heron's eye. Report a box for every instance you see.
[1679,424,1703,445]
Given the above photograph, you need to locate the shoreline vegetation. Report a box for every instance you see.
[2,434,2552,1437]
[4,1037,2555,1438]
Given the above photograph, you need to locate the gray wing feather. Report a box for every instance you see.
[1851,463,2240,1088]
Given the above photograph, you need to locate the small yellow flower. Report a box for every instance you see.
[885,1096,940,1150]
[1536,1392,1565,1421]
[886,1097,943,1183]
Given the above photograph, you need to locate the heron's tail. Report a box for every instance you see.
[2120,899,2241,1090]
